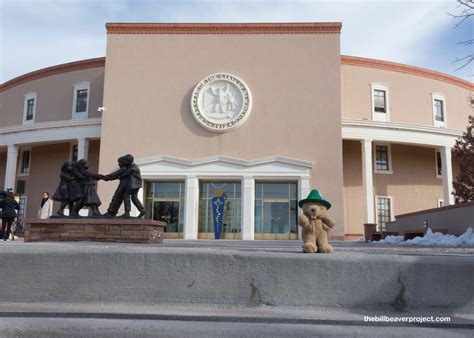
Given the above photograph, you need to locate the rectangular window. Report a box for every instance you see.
[20,150,31,174]
[434,99,444,122]
[374,90,386,113]
[26,99,35,120]
[254,182,298,240]
[75,89,88,113]
[375,145,389,171]
[436,151,442,177]
[438,200,444,208]
[72,144,78,161]
[376,196,392,231]
[23,92,37,124]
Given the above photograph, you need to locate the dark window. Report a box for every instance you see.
[375,145,389,171]
[434,99,444,122]
[377,197,392,230]
[374,90,386,113]
[20,150,30,174]
[72,144,78,161]
[75,89,88,113]
[436,151,442,176]
[26,98,35,120]
[16,180,26,194]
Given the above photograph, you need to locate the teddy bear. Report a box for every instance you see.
[298,189,335,253]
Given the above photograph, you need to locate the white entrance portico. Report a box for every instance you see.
[342,119,461,227]
[135,155,313,240]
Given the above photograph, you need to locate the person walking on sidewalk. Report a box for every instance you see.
[1,193,20,241]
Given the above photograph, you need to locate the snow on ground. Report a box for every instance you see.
[375,228,474,247]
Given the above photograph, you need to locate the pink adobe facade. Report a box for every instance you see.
[0,23,472,240]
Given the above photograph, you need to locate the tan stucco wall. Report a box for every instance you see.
[0,67,104,127]
[341,65,473,130]
[343,140,459,235]
[14,140,100,219]
[99,33,344,236]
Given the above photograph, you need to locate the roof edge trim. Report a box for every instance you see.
[105,22,342,35]
[341,55,473,91]
[0,57,106,92]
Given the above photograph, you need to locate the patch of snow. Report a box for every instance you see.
[373,228,474,247]
[401,228,474,247]
[375,235,404,244]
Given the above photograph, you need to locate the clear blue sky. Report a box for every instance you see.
[1,0,472,83]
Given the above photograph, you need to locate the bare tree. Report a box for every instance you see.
[449,0,473,70]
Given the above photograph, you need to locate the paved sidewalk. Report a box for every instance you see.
[1,238,473,256]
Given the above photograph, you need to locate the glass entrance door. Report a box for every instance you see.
[255,182,298,240]
[145,181,185,239]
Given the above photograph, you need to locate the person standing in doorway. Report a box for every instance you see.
[38,192,53,219]
[1,193,20,241]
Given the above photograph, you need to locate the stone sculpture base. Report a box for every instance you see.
[24,218,165,244]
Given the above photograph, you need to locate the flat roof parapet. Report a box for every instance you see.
[105,22,342,35]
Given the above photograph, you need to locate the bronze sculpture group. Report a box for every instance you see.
[52,154,145,218]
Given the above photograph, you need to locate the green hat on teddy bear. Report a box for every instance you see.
[298,189,332,210]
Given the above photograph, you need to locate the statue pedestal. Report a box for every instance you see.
[24,218,165,244]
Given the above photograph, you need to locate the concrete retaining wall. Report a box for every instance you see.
[2,246,473,312]
[388,202,474,236]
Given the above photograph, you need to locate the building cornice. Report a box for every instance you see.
[342,118,463,147]
[0,57,106,92]
[341,55,473,91]
[0,119,102,148]
[105,22,342,35]
[136,155,314,169]
[342,118,463,137]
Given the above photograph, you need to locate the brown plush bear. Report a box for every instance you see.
[298,189,335,253]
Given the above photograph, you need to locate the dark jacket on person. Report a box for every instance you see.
[1,198,20,218]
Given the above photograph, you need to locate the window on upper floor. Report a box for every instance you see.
[371,83,390,122]
[374,90,386,113]
[432,93,446,128]
[373,143,392,173]
[72,82,90,119]
[23,92,37,124]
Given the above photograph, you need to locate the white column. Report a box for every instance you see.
[184,176,199,240]
[77,138,89,160]
[298,176,311,240]
[441,145,454,205]
[361,139,375,223]
[241,177,255,240]
[4,145,19,191]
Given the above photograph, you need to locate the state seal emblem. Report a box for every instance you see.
[191,73,252,132]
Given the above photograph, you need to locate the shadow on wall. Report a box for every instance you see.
[180,86,222,139]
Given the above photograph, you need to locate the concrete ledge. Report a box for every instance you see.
[0,245,473,313]
[24,218,165,243]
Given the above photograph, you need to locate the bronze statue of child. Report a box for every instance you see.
[52,161,83,217]
[102,154,145,218]
[71,159,104,217]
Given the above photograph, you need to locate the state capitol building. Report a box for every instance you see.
[1,23,472,240]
